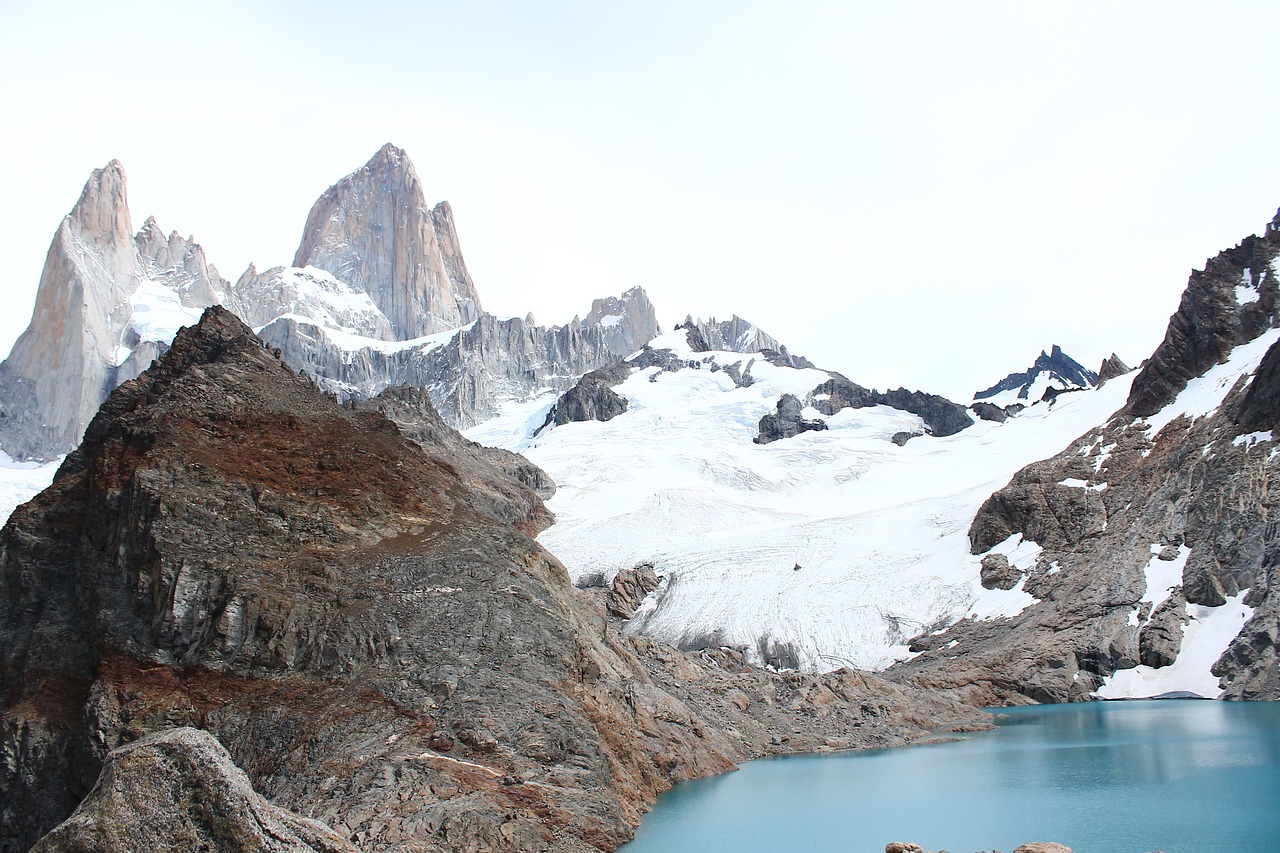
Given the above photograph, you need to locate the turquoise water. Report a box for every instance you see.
[621,700,1280,853]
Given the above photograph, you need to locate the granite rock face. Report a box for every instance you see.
[0,162,231,461]
[293,143,483,338]
[583,288,662,358]
[1,307,989,853]
[30,728,358,853]
[889,213,1280,705]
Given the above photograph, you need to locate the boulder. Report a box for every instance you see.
[30,728,357,853]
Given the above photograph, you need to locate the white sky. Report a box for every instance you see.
[2,1,1279,401]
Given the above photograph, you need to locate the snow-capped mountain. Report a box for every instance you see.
[0,162,230,460]
[892,211,1280,703]
[973,344,1099,407]
[0,146,664,460]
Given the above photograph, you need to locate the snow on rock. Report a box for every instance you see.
[1094,590,1254,699]
[468,332,1138,671]
[1141,327,1280,436]
[130,279,206,345]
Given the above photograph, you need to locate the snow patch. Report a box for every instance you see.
[1141,328,1280,436]
[0,451,59,527]
[1233,430,1273,448]
[130,278,204,344]
[1094,590,1253,699]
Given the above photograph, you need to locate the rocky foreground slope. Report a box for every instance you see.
[890,211,1280,704]
[0,307,987,853]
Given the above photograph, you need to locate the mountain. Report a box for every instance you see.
[0,307,987,852]
[0,162,228,461]
[888,211,1280,703]
[0,147,662,461]
[973,345,1099,406]
[293,142,482,339]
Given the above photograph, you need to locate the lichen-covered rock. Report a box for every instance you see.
[30,728,358,853]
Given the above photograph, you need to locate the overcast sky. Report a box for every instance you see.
[2,1,1279,400]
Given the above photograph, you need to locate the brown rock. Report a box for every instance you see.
[1013,844,1074,853]
[607,563,662,618]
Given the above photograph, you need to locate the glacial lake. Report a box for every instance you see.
[621,700,1280,853]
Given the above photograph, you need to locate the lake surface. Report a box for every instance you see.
[621,700,1280,853]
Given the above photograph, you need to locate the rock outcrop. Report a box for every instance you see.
[755,394,829,444]
[808,374,974,438]
[1097,353,1131,385]
[293,143,483,338]
[606,564,661,619]
[1,307,989,852]
[30,728,358,853]
[542,361,632,429]
[1127,212,1280,417]
[889,212,1280,704]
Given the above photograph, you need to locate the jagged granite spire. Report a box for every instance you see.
[582,286,661,356]
[293,143,483,338]
[0,161,141,459]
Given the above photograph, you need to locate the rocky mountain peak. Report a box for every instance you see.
[582,285,662,356]
[66,158,133,251]
[974,344,1098,404]
[292,144,483,339]
[1127,217,1280,418]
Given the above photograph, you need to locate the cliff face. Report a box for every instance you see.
[1,308,987,853]
[0,164,235,462]
[258,310,648,428]
[0,162,138,459]
[889,213,1280,705]
[292,144,483,338]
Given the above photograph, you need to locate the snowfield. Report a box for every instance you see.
[0,452,58,526]
[467,331,1139,671]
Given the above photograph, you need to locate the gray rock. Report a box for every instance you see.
[1139,590,1188,668]
[755,394,828,444]
[1127,210,1280,418]
[583,287,662,358]
[980,554,1021,591]
[30,728,358,853]
[543,361,633,429]
[1097,353,1131,385]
